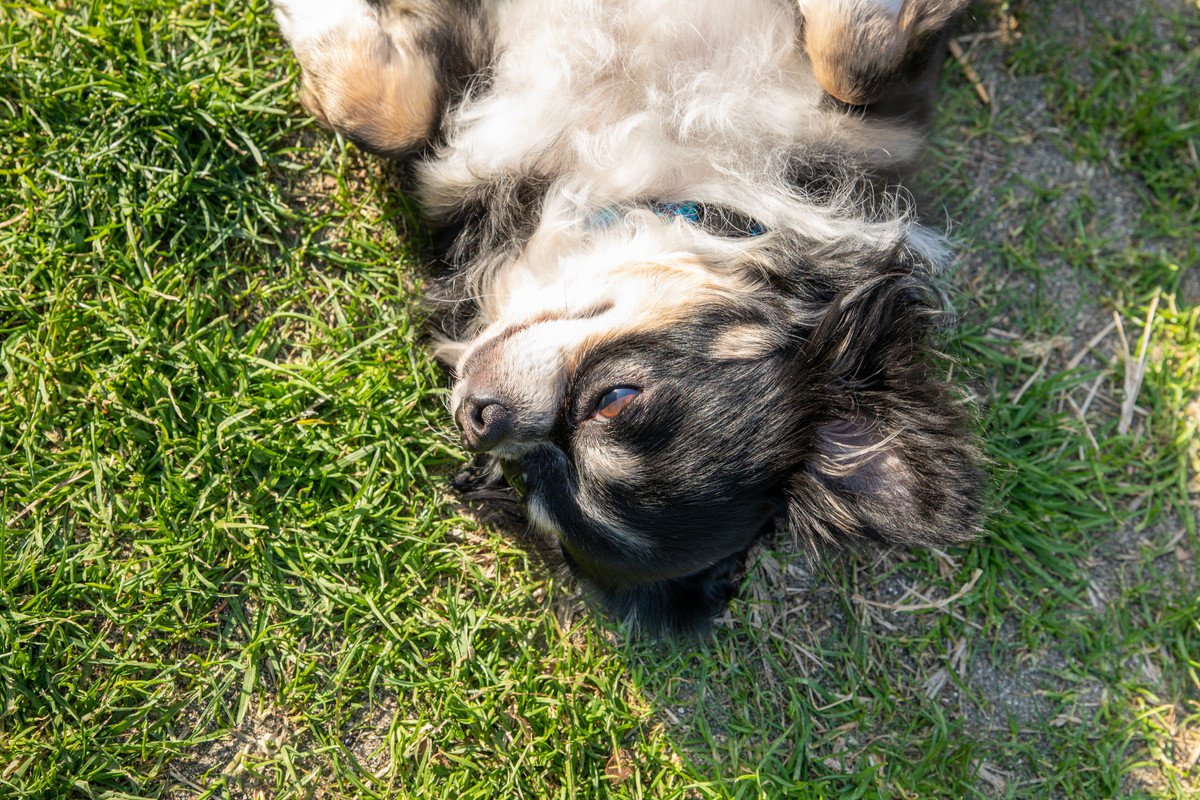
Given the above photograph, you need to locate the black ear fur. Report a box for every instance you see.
[785,271,983,550]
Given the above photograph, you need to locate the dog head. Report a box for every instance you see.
[446,218,982,632]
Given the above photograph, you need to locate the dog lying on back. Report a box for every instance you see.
[273,0,984,634]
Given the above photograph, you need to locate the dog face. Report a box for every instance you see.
[449,231,982,630]
[455,298,787,584]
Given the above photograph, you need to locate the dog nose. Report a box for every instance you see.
[458,395,514,452]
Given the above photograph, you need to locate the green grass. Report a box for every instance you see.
[1,0,1197,798]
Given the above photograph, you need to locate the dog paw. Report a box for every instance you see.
[802,0,966,106]
[272,0,377,47]
[272,0,438,155]
[452,453,508,494]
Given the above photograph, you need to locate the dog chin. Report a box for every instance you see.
[512,444,763,636]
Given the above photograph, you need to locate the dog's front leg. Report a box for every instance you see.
[273,0,490,157]
[799,0,967,117]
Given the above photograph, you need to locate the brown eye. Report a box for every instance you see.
[595,387,640,419]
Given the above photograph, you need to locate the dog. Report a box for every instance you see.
[272,0,984,634]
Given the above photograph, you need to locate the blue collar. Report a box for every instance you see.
[587,201,766,236]
[652,200,704,226]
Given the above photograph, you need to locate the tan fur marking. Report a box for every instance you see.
[565,312,691,374]
[609,257,754,301]
[294,25,437,153]
[803,0,966,106]
[710,325,782,361]
[581,443,642,487]
[803,1,905,106]
[564,260,757,372]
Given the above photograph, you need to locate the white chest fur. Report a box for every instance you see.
[421,0,820,211]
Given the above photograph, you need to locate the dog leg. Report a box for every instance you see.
[273,0,489,156]
[799,0,966,120]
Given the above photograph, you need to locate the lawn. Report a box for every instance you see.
[0,1,1196,798]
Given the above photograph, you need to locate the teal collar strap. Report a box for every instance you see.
[587,201,766,237]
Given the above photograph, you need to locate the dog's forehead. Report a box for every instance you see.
[571,306,778,383]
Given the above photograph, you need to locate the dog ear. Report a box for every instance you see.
[783,270,983,549]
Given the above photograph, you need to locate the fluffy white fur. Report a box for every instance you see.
[273,0,377,44]
[420,0,943,337]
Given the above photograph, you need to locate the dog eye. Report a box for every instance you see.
[594,387,640,419]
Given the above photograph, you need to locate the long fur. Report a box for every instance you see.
[274,0,983,635]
